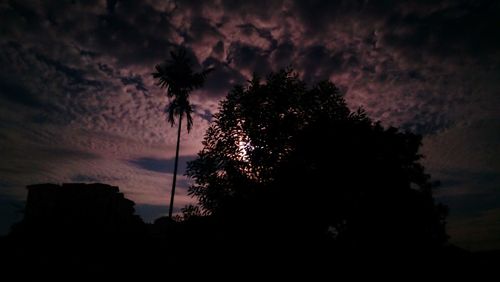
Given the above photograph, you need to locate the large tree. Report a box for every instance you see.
[187,69,447,252]
[152,48,212,218]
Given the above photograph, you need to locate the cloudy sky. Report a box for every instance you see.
[0,0,499,250]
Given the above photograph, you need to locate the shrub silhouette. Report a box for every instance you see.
[187,69,448,255]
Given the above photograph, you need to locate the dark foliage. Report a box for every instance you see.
[187,68,448,254]
[152,48,213,132]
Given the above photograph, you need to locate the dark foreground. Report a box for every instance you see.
[1,220,499,281]
[1,183,498,280]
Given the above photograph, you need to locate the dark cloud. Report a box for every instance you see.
[40,148,100,161]
[227,43,272,76]
[271,41,295,69]
[185,17,222,43]
[298,45,347,82]
[5,0,41,27]
[98,63,115,77]
[212,40,224,56]
[70,173,122,183]
[120,74,148,93]
[70,174,102,183]
[200,57,246,96]
[381,1,500,63]
[237,23,278,50]
[0,77,43,108]
[91,13,173,67]
[293,0,349,32]
[220,0,285,20]
[34,53,104,92]
[106,0,119,14]
[128,156,196,174]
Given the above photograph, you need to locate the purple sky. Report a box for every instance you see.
[0,0,499,250]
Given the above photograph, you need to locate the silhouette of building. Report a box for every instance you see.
[12,183,144,237]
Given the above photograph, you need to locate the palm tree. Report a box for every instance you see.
[152,48,212,218]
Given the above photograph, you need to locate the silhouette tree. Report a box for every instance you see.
[153,48,212,218]
[187,68,447,253]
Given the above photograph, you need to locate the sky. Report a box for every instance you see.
[0,0,499,251]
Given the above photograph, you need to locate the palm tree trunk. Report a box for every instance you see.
[169,114,182,218]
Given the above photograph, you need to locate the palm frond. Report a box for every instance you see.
[185,104,194,133]
[191,67,214,90]
[153,48,213,131]
[166,100,178,127]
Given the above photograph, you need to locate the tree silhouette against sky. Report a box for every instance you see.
[152,48,212,218]
[187,69,448,253]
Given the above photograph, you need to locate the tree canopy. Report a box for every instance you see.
[187,69,447,252]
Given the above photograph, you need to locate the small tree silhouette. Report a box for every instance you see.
[153,48,212,218]
[187,68,447,252]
